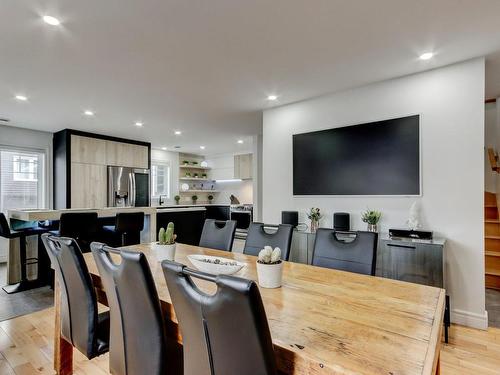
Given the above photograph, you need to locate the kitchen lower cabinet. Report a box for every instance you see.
[205,205,230,221]
[156,208,206,246]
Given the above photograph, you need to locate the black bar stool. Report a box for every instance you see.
[51,212,99,253]
[102,212,144,247]
[0,213,47,294]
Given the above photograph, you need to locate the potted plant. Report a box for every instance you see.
[153,222,177,261]
[193,173,199,178]
[192,195,198,205]
[207,195,214,204]
[307,207,322,233]
[183,160,190,166]
[191,161,198,165]
[361,209,382,232]
[201,173,207,178]
[174,195,180,205]
[256,246,283,288]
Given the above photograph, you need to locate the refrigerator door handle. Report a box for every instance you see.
[129,172,136,207]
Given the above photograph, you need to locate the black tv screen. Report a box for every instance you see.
[292,115,420,195]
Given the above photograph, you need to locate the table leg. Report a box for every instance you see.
[54,279,73,375]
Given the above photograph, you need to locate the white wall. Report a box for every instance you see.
[0,125,53,262]
[485,102,497,193]
[151,149,179,205]
[263,58,486,328]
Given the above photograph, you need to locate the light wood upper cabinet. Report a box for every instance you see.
[70,162,107,208]
[106,141,148,169]
[71,135,106,165]
[234,153,253,180]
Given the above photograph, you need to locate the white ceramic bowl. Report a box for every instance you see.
[187,254,245,275]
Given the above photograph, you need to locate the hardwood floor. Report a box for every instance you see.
[1,308,500,374]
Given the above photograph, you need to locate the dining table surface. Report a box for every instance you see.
[54,242,445,375]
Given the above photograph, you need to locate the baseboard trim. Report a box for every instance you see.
[451,308,488,330]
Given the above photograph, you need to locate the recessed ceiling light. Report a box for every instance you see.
[237,140,244,144]
[84,110,94,116]
[43,15,61,26]
[267,95,278,101]
[174,130,182,135]
[161,147,167,151]
[15,95,28,101]
[135,122,143,127]
[419,52,434,60]
[200,146,206,150]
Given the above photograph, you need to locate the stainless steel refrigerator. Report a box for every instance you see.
[107,166,150,207]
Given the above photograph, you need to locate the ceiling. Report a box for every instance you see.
[2,0,500,154]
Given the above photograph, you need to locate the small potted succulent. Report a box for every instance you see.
[174,195,180,205]
[361,209,382,232]
[183,160,190,166]
[153,222,177,261]
[201,173,207,178]
[256,246,283,288]
[207,195,214,204]
[191,161,198,165]
[193,173,199,178]
[185,172,191,178]
[307,207,322,233]
[192,195,198,205]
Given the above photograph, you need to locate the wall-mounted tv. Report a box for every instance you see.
[292,115,420,196]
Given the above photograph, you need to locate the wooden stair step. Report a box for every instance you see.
[485,206,498,220]
[485,191,497,206]
[485,252,500,271]
[485,251,500,256]
[486,235,500,239]
[485,236,500,252]
[486,269,500,276]
[486,272,500,290]
[485,220,500,236]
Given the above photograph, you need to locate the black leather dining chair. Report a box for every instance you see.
[162,260,277,375]
[102,212,144,247]
[51,212,99,252]
[41,234,110,359]
[199,219,237,251]
[311,229,378,276]
[243,222,293,261]
[91,242,178,375]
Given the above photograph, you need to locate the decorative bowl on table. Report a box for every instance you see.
[187,254,245,275]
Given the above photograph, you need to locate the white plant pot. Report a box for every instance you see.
[152,243,176,262]
[256,261,283,289]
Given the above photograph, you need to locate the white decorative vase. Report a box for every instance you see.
[256,261,283,288]
[152,243,176,261]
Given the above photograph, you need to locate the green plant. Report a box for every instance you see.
[191,161,198,165]
[185,172,191,177]
[257,246,281,264]
[158,222,176,245]
[174,195,180,204]
[307,207,322,221]
[361,209,382,225]
[192,195,198,203]
[207,195,214,202]
[201,173,207,178]
[183,160,190,165]
[193,173,199,178]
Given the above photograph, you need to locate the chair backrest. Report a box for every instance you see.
[91,243,167,375]
[243,223,293,260]
[199,219,237,251]
[0,213,11,237]
[115,212,145,246]
[59,212,99,245]
[41,233,100,359]
[312,229,378,275]
[162,260,277,375]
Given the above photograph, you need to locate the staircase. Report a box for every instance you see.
[485,191,500,289]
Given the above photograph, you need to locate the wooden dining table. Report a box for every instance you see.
[53,242,445,375]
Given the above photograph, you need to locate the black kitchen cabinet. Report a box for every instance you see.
[205,205,230,221]
[156,209,206,245]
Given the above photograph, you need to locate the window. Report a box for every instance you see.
[0,149,46,213]
[151,161,170,199]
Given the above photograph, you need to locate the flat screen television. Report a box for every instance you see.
[292,115,420,195]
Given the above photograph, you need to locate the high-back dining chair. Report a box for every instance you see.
[41,234,110,359]
[311,229,378,276]
[199,219,237,251]
[243,222,293,260]
[162,260,277,375]
[90,242,170,375]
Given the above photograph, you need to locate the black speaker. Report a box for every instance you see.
[334,212,350,231]
[281,211,298,228]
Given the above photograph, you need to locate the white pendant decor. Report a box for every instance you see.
[407,201,420,230]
